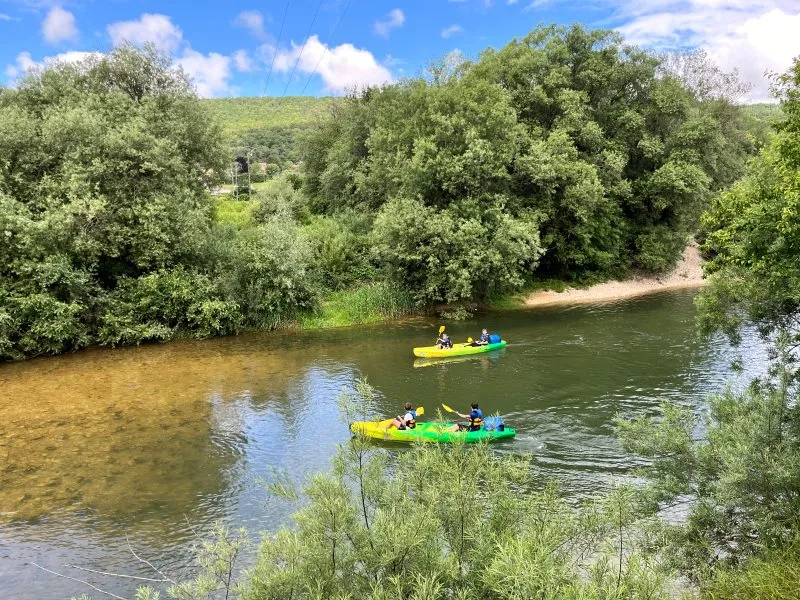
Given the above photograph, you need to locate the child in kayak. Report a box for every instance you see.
[475,329,490,345]
[450,402,484,432]
[436,332,453,349]
[387,403,418,430]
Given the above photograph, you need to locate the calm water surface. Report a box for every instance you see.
[0,291,767,599]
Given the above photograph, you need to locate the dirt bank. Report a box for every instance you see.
[525,245,706,307]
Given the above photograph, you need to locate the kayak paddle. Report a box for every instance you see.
[441,403,457,414]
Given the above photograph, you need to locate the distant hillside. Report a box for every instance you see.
[201,97,784,165]
[202,96,337,138]
[742,103,783,123]
[202,96,337,165]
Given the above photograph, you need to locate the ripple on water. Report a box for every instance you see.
[0,290,770,599]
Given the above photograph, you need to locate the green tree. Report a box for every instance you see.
[0,45,320,359]
[697,58,800,345]
[614,58,800,593]
[303,25,752,297]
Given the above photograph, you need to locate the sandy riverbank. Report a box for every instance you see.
[525,245,706,307]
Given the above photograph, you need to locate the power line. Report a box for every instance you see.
[300,0,353,95]
[264,0,292,96]
[282,0,325,96]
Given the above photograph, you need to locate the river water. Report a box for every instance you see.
[0,290,768,599]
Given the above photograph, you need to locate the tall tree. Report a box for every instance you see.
[0,45,227,358]
[697,58,800,345]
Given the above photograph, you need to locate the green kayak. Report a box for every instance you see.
[413,340,507,358]
[351,420,516,443]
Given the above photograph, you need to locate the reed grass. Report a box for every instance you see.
[299,282,415,329]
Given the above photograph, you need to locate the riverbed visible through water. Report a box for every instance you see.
[0,290,768,599]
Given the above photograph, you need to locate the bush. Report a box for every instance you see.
[219,222,318,328]
[632,225,687,272]
[701,537,800,599]
[302,216,375,291]
[252,174,310,224]
[372,197,543,304]
[97,267,240,345]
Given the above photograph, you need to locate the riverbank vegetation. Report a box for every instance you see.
[0,25,769,361]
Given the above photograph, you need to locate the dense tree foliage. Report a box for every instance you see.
[0,28,761,360]
[698,58,800,344]
[303,25,753,301]
[0,47,317,359]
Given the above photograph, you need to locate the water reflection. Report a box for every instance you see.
[0,290,769,599]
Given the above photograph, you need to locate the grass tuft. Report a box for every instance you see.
[299,282,415,329]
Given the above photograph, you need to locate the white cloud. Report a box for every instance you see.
[234,10,266,40]
[441,24,464,38]
[507,0,520,4]
[614,0,800,101]
[233,49,253,72]
[5,51,35,78]
[42,6,77,44]
[383,54,404,67]
[5,50,98,79]
[178,49,232,97]
[274,35,393,94]
[0,13,13,20]
[107,13,183,53]
[374,8,405,38]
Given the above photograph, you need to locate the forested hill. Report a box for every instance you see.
[203,95,781,167]
[202,96,336,137]
[201,96,336,165]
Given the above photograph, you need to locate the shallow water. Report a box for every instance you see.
[0,290,767,598]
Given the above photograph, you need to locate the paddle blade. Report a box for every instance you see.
[467,337,473,343]
[441,403,455,413]
[438,325,445,333]
[417,406,425,416]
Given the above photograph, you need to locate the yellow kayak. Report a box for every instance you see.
[351,420,516,443]
[413,340,507,358]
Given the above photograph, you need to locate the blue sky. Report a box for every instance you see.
[1,0,799,101]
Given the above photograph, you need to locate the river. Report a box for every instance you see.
[0,290,768,599]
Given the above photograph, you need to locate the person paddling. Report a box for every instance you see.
[387,402,418,430]
[449,402,484,432]
[436,326,453,349]
[475,328,490,345]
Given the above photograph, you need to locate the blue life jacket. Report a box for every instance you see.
[479,333,490,343]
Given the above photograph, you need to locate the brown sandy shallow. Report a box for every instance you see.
[525,245,706,307]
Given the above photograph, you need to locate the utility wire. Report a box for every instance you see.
[282,0,325,96]
[264,0,292,96]
[300,0,353,95]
